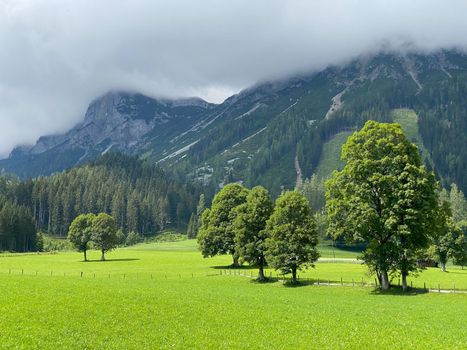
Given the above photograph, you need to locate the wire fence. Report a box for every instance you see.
[221,269,467,293]
[2,267,466,294]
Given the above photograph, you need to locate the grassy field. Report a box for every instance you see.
[0,240,466,349]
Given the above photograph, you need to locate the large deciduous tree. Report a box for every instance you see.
[326,121,438,290]
[91,213,118,261]
[197,183,249,266]
[67,213,95,261]
[265,191,319,285]
[234,186,273,281]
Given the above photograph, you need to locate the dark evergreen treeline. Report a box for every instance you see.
[0,199,37,252]
[416,75,467,192]
[2,153,199,237]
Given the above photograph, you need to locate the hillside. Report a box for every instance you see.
[1,50,467,194]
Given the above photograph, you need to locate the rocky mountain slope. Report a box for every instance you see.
[1,92,214,177]
[2,49,466,194]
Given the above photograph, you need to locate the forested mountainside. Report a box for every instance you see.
[1,50,466,194]
[1,153,200,236]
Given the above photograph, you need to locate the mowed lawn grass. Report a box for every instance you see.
[0,240,466,349]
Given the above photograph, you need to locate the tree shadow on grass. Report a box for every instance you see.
[442,270,466,275]
[248,277,277,285]
[210,265,257,270]
[281,280,317,288]
[85,258,140,263]
[370,286,429,296]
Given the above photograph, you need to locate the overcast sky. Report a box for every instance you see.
[1,0,467,157]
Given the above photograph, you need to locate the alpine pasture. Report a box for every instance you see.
[0,239,465,349]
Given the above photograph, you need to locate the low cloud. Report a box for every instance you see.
[1,0,467,156]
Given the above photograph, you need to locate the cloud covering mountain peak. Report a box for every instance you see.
[1,0,467,156]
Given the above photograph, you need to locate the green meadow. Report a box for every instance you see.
[1,240,466,349]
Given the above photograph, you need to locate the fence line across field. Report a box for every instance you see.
[2,267,466,294]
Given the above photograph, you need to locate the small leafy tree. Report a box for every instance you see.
[430,199,458,272]
[67,213,95,261]
[91,213,118,261]
[234,186,273,281]
[186,213,197,239]
[197,184,249,266]
[451,221,467,269]
[125,231,143,246]
[187,195,207,239]
[449,184,467,223]
[265,191,319,285]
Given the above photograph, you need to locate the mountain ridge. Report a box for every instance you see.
[1,49,466,194]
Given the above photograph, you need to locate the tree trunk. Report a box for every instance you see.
[257,256,266,281]
[292,267,297,285]
[376,270,382,286]
[401,273,408,291]
[232,255,239,267]
[101,249,105,261]
[257,265,266,281]
[83,249,87,262]
[441,261,446,272]
[380,270,389,290]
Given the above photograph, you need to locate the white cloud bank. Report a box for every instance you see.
[1,0,467,156]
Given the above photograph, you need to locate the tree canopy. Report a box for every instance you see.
[265,191,319,284]
[197,183,249,266]
[326,120,439,290]
[67,213,95,261]
[91,213,118,261]
[234,186,273,281]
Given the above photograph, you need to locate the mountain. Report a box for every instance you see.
[0,92,215,178]
[2,49,467,194]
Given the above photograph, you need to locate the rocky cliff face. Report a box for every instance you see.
[0,91,214,178]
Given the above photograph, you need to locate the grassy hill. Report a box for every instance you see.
[391,108,433,167]
[0,240,465,349]
[315,131,353,179]
[313,109,434,181]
